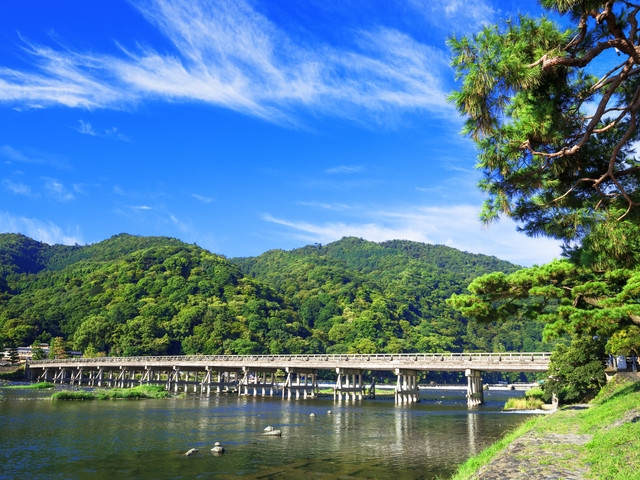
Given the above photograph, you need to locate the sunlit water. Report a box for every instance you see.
[0,386,536,480]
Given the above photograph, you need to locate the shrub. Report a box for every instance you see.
[51,391,96,400]
[504,396,544,410]
[543,336,606,404]
[525,387,544,399]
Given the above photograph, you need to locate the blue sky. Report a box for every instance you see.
[0,0,563,266]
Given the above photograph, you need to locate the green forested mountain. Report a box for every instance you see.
[0,233,300,356]
[0,233,554,358]
[232,237,553,354]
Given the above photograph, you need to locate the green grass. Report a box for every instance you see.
[449,375,640,480]
[51,390,96,400]
[3,381,56,389]
[503,387,545,410]
[448,417,541,480]
[51,385,170,400]
[503,396,544,410]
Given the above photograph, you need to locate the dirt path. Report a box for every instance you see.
[469,409,592,480]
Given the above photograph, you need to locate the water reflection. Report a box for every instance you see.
[0,387,533,480]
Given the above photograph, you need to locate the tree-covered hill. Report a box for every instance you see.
[0,233,554,358]
[0,233,302,356]
[232,237,553,354]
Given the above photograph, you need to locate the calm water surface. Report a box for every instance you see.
[0,386,535,480]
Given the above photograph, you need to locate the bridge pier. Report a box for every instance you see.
[395,369,419,404]
[52,367,69,384]
[239,367,279,396]
[196,368,240,394]
[69,367,83,386]
[283,367,317,399]
[334,368,365,401]
[466,369,484,407]
[37,367,52,383]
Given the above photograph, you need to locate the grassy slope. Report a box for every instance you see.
[450,375,640,480]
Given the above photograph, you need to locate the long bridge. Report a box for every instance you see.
[28,352,551,407]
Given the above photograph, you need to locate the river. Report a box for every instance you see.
[0,386,535,480]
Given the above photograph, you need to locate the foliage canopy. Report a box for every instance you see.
[450,0,640,264]
[448,0,640,354]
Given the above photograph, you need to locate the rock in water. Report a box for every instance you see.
[211,442,225,455]
[264,426,274,432]
[184,448,198,456]
[263,429,282,436]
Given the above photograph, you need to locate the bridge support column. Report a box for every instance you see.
[202,369,239,394]
[395,369,419,404]
[466,369,484,407]
[334,368,365,401]
[368,376,376,399]
[53,367,70,384]
[282,368,317,400]
[96,368,104,387]
[38,367,52,383]
[202,368,212,395]
[141,368,151,386]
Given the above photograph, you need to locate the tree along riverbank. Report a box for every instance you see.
[450,373,640,480]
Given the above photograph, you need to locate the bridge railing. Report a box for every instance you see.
[29,352,551,366]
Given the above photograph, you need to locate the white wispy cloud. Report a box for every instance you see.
[263,204,562,266]
[297,201,353,211]
[325,165,363,175]
[263,213,425,245]
[43,178,74,202]
[192,193,214,203]
[0,211,83,245]
[0,144,70,169]
[2,179,32,196]
[74,120,130,141]
[408,0,496,31]
[0,0,454,125]
[168,213,191,233]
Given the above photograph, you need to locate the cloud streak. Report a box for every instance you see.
[408,0,496,31]
[0,211,83,245]
[74,120,130,141]
[264,204,562,267]
[0,0,454,125]
[43,178,75,202]
[2,179,31,196]
[325,165,363,175]
[0,144,70,169]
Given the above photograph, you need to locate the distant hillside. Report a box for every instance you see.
[0,233,301,356]
[232,237,551,354]
[0,234,554,362]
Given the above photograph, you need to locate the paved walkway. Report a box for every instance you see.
[470,409,592,480]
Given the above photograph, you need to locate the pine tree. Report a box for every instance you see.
[447,1,640,355]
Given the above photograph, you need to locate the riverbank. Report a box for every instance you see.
[450,373,640,479]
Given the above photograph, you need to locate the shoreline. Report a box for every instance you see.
[450,373,640,480]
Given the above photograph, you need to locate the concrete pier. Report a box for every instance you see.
[395,369,420,404]
[466,369,484,407]
[239,367,280,396]
[283,367,318,399]
[333,368,365,401]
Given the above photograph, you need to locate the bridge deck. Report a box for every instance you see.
[29,352,550,373]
